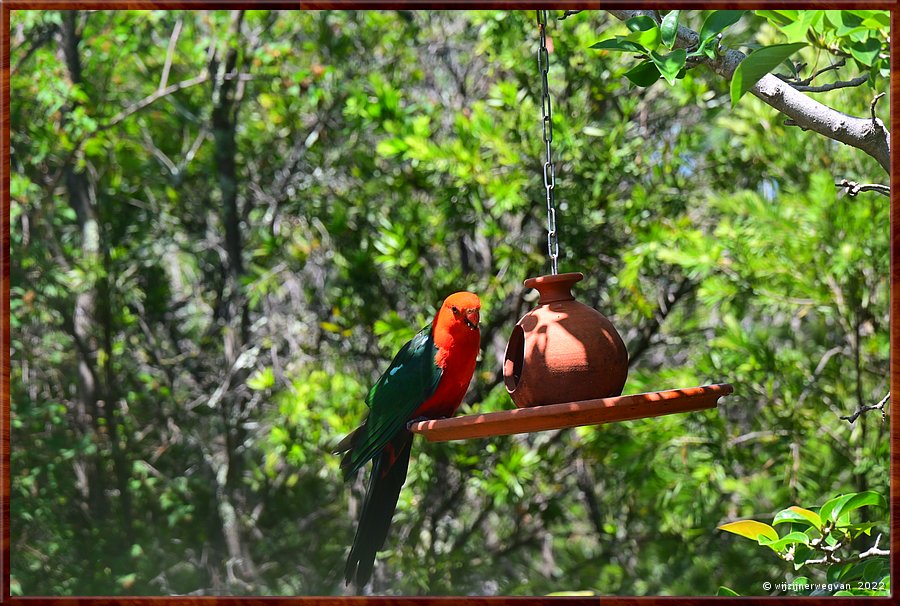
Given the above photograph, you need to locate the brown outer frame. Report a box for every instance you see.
[0,1,895,603]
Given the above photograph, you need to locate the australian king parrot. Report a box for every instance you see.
[335,291,481,588]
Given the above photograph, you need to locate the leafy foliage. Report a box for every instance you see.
[595,10,889,100]
[719,492,889,596]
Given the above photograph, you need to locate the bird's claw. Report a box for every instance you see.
[406,416,430,430]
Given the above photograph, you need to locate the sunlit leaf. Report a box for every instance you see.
[773,506,822,529]
[718,519,779,542]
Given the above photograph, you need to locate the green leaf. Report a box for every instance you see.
[376,137,408,157]
[791,576,810,591]
[849,38,881,67]
[862,559,887,583]
[779,11,823,43]
[623,61,660,87]
[730,42,807,106]
[783,58,801,79]
[755,10,796,27]
[843,10,876,20]
[867,58,885,89]
[773,506,822,530]
[718,519,779,542]
[717,586,740,596]
[700,10,745,42]
[833,10,864,36]
[860,12,890,28]
[792,544,813,567]
[319,321,343,333]
[828,562,855,584]
[625,15,657,32]
[840,522,878,538]
[83,136,107,159]
[624,16,661,51]
[650,49,687,85]
[827,491,886,523]
[247,367,275,391]
[819,494,854,524]
[758,531,810,551]
[661,10,680,48]
[590,37,647,53]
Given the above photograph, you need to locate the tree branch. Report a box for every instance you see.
[803,532,889,565]
[835,179,890,198]
[627,277,696,365]
[840,391,889,424]
[856,533,890,560]
[158,16,183,92]
[107,72,209,127]
[605,10,890,174]
[870,92,885,124]
[13,21,58,74]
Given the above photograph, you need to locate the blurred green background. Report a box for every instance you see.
[9,9,889,596]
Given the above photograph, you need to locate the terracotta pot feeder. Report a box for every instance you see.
[407,274,733,442]
[504,272,629,408]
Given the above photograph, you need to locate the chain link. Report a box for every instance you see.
[537,10,559,275]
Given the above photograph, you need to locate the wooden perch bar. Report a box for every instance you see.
[409,384,733,442]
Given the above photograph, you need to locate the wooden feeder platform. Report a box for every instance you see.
[409,383,732,442]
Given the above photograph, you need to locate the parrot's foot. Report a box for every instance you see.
[406,416,430,430]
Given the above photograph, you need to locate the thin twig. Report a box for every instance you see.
[870,92,885,124]
[559,10,583,20]
[805,533,889,565]
[159,16,183,92]
[777,58,845,86]
[840,391,889,424]
[106,70,253,128]
[790,74,868,93]
[108,72,209,127]
[836,179,890,198]
[802,58,844,84]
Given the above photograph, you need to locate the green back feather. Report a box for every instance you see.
[343,325,442,476]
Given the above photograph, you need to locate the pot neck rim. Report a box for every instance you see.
[524,272,584,304]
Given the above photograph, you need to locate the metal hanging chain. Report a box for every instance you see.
[537,10,559,275]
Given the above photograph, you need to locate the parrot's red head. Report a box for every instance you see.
[435,291,481,334]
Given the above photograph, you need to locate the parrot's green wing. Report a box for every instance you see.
[342,325,442,477]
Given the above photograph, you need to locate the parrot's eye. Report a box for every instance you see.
[451,306,460,315]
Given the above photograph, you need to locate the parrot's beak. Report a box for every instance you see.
[464,308,480,330]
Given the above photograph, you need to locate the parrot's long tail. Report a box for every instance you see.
[343,429,413,589]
